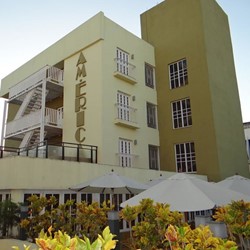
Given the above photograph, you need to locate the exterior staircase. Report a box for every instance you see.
[5,65,64,149]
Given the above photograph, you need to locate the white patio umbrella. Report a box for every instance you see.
[69,170,149,194]
[120,173,250,212]
[146,174,166,187]
[216,174,250,196]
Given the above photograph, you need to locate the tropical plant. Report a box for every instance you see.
[20,195,58,241]
[120,198,184,249]
[121,198,238,249]
[75,201,112,242]
[13,226,117,250]
[213,200,250,249]
[20,195,112,242]
[164,224,237,249]
[0,199,19,237]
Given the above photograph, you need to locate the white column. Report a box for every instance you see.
[40,79,46,142]
[0,98,8,146]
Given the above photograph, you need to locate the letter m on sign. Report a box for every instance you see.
[76,52,87,80]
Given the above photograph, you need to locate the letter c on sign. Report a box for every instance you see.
[75,127,86,143]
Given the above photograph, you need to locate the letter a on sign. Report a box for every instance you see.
[76,52,87,80]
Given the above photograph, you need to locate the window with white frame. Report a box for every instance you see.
[117,92,130,121]
[172,98,192,129]
[147,102,157,128]
[148,145,159,170]
[145,63,155,88]
[116,48,129,75]
[119,139,132,167]
[175,142,196,173]
[169,58,188,89]
[81,193,92,205]
[45,193,60,211]
[64,193,77,214]
[23,193,40,205]
[23,193,40,215]
[0,193,11,201]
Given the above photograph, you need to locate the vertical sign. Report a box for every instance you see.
[75,52,87,143]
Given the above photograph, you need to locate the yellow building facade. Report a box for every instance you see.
[141,0,249,181]
[1,12,159,170]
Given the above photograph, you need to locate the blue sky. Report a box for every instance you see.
[0,0,249,122]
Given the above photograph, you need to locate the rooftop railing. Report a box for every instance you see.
[0,141,98,164]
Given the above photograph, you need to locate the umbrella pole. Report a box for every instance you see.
[108,210,120,250]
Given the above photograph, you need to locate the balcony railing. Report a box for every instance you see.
[117,153,138,167]
[114,103,139,129]
[45,107,63,127]
[9,66,63,100]
[6,110,41,137]
[113,58,136,84]
[244,122,250,129]
[5,107,63,138]
[0,141,98,164]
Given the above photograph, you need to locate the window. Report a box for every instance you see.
[64,193,77,203]
[147,102,157,128]
[100,194,123,211]
[0,193,11,201]
[45,193,59,211]
[172,98,192,128]
[175,142,196,173]
[169,59,188,89]
[145,63,155,88]
[149,145,159,170]
[119,139,132,167]
[64,193,77,215]
[23,193,40,215]
[116,48,129,75]
[23,193,40,205]
[81,194,92,205]
[117,92,130,121]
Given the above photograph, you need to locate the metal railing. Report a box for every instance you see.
[116,153,138,167]
[115,103,137,124]
[114,58,136,80]
[0,141,98,164]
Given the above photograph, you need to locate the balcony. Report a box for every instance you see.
[5,107,63,138]
[117,153,138,167]
[9,66,63,101]
[114,104,139,129]
[0,141,98,164]
[113,58,137,84]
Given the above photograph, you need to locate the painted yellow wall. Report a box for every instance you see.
[0,156,207,204]
[200,0,249,179]
[99,16,159,168]
[141,0,249,181]
[61,13,159,168]
[63,42,104,148]
[1,12,159,170]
